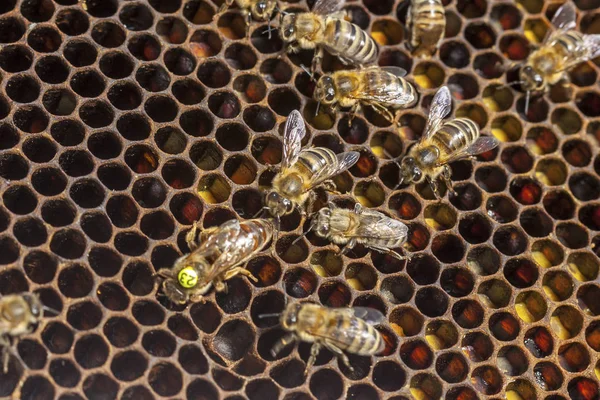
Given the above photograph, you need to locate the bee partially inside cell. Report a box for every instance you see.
[406,0,447,58]
[399,86,499,198]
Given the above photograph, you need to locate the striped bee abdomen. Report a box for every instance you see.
[433,118,480,158]
[409,0,445,54]
[363,70,417,107]
[552,31,589,59]
[324,19,378,66]
[331,315,383,355]
[296,147,338,175]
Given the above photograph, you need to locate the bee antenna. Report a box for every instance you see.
[382,148,404,190]
[300,64,315,81]
[41,305,60,316]
[258,312,282,319]
[315,101,321,117]
[252,206,270,219]
[505,80,525,88]
[524,90,531,116]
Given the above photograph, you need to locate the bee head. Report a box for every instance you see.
[266,191,294,217]
[22,294,42,318]
[313,207,332,237]
[280,302,302,330]
[162,279,189,305]
[519,65,544,92]
[251,0,276,21]
[315,76,337,105]
[400,157,424,184]
[280,14,297,41]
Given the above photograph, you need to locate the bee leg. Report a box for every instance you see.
[245,10,252,36]
[339,238,357,256]
[428,177,441,199]
[305,342,322,374]
[348,103,361,126]
[353,202,363,214]
[321,180,341,196]
[214,279,227,293]
[224,267,259,283]
[442,165,457,197]
[271,333,296,358]
[216,0,235,16]
[367,102,395,124]
[323,341,354,372]
[0,336,13,374]
[185,222,203,251]
[312,47,324,74]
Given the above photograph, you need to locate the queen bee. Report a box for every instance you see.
[157,218,273,304]
[399,86,499,197]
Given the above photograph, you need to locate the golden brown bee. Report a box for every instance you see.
[280,0,378,71]
[216,0,278,35]
[518,3,600,112]
[265,109,359,220]
[0,293,43,372]
[314,66,418,124]
[157,218,273,304]
[399,86,499,197]
[271,302,385,373]
[311,202,409,260]
[406,0,446,58]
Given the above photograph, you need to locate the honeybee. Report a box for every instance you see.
[0,294,43,373]
[314,66,418,124]
[266,110,359,221]
[518,3,600,112]
[311,202,409,260]
[406,0,446,58]
[280,0,379,72]
[157,218,273,304]
[271,302,385,373]
[399,86,499,197]
[216,0,277,35]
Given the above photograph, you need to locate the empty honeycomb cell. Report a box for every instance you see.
[99,52,135,80]
[97,281,129,311]
[157,17,188,45]
[6,74,41,104]
[225,43,258,71]
[79,99,115,128]
[0,123,19,150]
[122,260,154,296]
[520,208,554,238]
[120,3,154,32]
[145,95,179,122]
[485,195,517,223]
[91,21,126,48]
[0,236,19,265]
[0,0,16,13]
[83,374,119,400]
[563,139,592,168]
[21,376,55,400]
[140,210,175,239]
[42,198,78,227]
[13,215,48,247]
[576,91,600,117]
[577,284,600,316]
[114,230,149,256]
[0,17,25,44]
[85,131,121,161]
[50,358,81,388]
[17,338,47,371]
[42,321,74,355]
[111,350,149,382]
[556,222,588,249]
[132,177,168,209]
[74,335,109,371]
[3,184,39,215]
[439,41,471,69]
[56,8,90,36]
[570,62,597,87]
[97,162,132,191]
[13,105,50,135]
[135,64,171,93]
[440,267,475,298]
[261,58,293,85]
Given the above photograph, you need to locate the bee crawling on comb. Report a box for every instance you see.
[267,302,386,374]
[156,218,273,305]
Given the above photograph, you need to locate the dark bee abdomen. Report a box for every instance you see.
[332,315,383,355]
[324,19,378,66]
[296,147,338,175]
[432,118,479,158]
[553,31,588,59]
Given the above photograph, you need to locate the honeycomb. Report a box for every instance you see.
[0,0,599,398]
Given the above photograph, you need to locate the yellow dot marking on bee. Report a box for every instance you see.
[178,267,198,288]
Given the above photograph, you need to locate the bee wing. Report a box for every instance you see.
[312,0,345,15]
[354,209,408,241]
[379,66,408,78]
[544,3,577,43]
[436,136,499,165]
[307,151,359,188]
[351,307,386,325]
[583,34,600,59]
[422,86,452,141]
[282,110,307,170]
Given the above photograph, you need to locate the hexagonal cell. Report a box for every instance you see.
[425,320,458,351]
[413,62,445,89]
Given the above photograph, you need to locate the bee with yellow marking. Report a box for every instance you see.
[271,302,385,373]
[517,3,600,113]
[311,202,409,260]
[215,0,278,35]
[265,109,359,221]
[406,0,446,58]
[0,293,45,373]
[157,218,273,304]
[399,86,499,197]
[280,0,379,72]
[313,66,418,124]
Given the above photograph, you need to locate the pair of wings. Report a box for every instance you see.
[352,208,409,240]
[544,3,600,71]
[194,219,257,280]
[282,110,359,189]
[305,306,385,348]
[421,86,499,165]
[349,66,415,106]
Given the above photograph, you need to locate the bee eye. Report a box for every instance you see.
[413,169,422,182]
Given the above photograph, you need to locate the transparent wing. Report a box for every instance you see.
[436,136,499,165]
[313,0,345,15]
[308,151,359,188]
[584,34,600,59]
[423,86,452,141]
[551,2,577,31]
[379,66,408,78]
[354,209,408,241]
[351,307,386,325]
[545,3,577,43]
[282,110,306,170]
